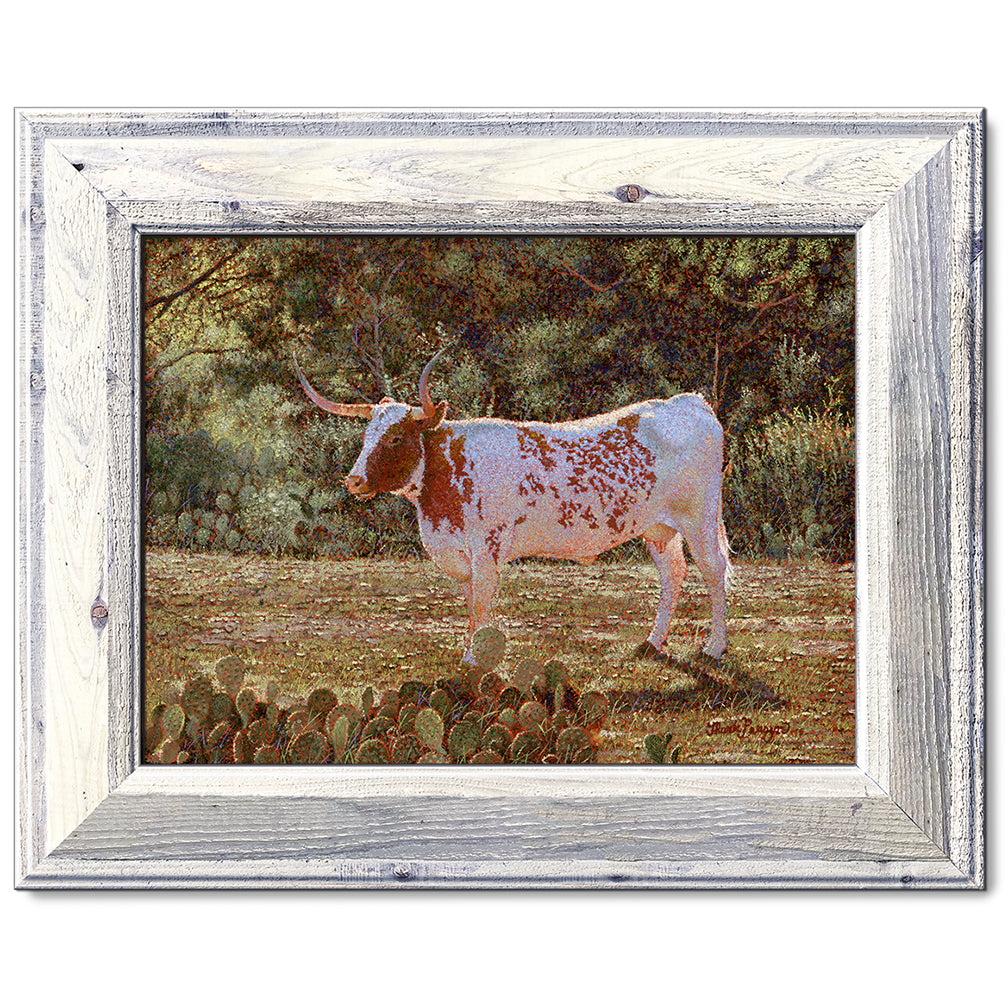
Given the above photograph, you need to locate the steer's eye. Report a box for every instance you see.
[387,434,402,447]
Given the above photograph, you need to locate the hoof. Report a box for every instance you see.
[631,640,667,661]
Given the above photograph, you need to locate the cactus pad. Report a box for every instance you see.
[287,730,330,764]
[448,721,480,762]
[510,658,542,698]
[556,727,591,763]
[429,688,451,720]
[208,691,236,726]
[181,676,213,724]
[390,734,423,764]
[414,707,445,754]
[471,626,506,672]
[161,703,186,741]
[354,738,391,764]
[644,733,668,764]
[517,701,549,734]
[235,687,258,727]
[509,731,543,763]
[398,680,427,706]
[480,723,512,755]
[253,745,281,764]
[361,715,396,741]
[307,687,339,720]
[397,704,419,735]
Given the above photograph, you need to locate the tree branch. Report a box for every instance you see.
[145,247,243,322]
[148,342,246,380]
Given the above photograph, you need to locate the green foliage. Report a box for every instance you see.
[726,403,853,562]
[144,234,854,563]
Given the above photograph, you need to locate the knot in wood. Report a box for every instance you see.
[617,183,645,203]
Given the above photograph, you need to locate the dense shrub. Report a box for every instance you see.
[725,407,853,562]
[145,418,424,558]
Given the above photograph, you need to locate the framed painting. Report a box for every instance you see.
[15,108,984,888]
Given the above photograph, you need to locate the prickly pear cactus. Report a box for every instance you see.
[480,722,511,755]
[150,737,181,764]
[253,744,281,764]
[517,700,549,734]
[326,712,350,757]
[397,704,419,735]
[447,720,480,762]
[471,626,506,672]
[414,707,445,755]
[496,686,522,713]
[511,658,543,698]
[509,731,542,763]
[390,734,423,764]
[287,730,329,765]
[644,733,669,764]
[354,738,390,764]
[307,687,338,720]
[428,688,451,720]
[556,727,590,763]
[208,692,236,726]
[235,688,257,728]
[161,703,186,741]
[543,660,568,691]
[478,671,504,699]
[398,680,426,706]
[181,676,213,725]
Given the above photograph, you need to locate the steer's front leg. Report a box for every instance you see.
[429,548,500,666]
[460,556,500,666]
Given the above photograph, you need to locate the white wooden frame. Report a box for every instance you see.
[15,109,984,889]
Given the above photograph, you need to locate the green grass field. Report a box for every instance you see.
[145,551,854,764]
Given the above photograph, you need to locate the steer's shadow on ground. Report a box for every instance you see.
[606,653,786,715]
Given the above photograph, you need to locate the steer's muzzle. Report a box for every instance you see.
[344,473,375,499]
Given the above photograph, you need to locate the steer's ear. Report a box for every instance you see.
[417,400,447,431]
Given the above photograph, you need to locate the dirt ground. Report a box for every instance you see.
[145,550,854,763]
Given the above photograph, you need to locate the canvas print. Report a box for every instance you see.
[143,235,854,765]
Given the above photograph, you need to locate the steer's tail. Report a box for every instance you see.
[717,493,733,597]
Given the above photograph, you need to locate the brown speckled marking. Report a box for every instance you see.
[518,472,546,497]
[516,426,557,470]
[550,414,657,530]
[484,522,508,564]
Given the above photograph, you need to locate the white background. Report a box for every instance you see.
[3,6,1001,1004]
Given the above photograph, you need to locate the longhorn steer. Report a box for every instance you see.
[295,350,730,665]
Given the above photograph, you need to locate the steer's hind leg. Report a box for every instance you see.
[634,532,687,658]
[679,512,730,659]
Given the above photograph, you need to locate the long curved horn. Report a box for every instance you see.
[417,347,446,416]
[293,355,374,419]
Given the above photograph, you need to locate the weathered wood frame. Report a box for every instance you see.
[15,109,984,889]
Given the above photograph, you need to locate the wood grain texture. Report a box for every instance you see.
[946,118,985,883]
[16,110,49,881]
[855,200,893,791]
[57,135,943,208]
[15,109,984,888]
[886,153,953,850]
[55,794,943,863]
[41,147,111,851]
